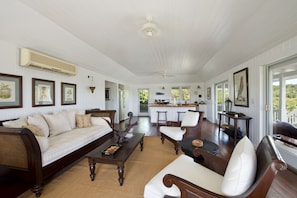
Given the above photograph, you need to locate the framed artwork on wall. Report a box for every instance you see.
[0,73,22,109]
[32,78,55,107]
[207,87,211,100]
[61,82,76,105]
[233,67,249,107]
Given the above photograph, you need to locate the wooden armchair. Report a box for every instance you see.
[160,110,204,154]
[160,136,287,198]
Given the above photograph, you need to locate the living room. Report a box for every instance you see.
[1,1,297,197]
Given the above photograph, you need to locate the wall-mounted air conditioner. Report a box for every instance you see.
[19,48,76,76]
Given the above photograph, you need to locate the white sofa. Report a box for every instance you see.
[0,109,114,197]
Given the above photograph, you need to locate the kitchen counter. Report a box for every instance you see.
[149,103,197,107]
[149,104,197,123]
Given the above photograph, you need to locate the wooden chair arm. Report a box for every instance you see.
[163,174,224,198]
[193,148,228,175]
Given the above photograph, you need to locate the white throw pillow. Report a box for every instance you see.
[181,111,199,127]
[91,117,111,126]
[3,117,28,128]
[35,136,49,153]
[53,110,76,129]
[28,114,50,137]
[44,113,72,136]
[65,110,76,129]
[221,136,257,196]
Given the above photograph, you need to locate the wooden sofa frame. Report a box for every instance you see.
[163,135,287,198]
[161,111,204,154]
[0,109,115,197]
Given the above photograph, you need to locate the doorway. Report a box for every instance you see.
[215,81,229,122]
[138,88,149,115]
[266,56,297,133]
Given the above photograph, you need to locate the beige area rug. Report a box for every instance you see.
[18,136,180,198]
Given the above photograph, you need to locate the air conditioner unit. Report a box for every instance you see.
[19,48,76,76]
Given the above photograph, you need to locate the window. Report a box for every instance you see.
[181,87,191,101]
[171,86,191,102]
[171,87,180,100]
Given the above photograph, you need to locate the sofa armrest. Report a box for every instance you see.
[163,174,224,198]
[86,109,116,128]
[192,148,228,175]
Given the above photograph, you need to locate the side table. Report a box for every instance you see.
[180,138,219,163]
[218,112,252,144]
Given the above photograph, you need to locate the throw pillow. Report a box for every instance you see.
[22,124,44,136]
[28,114,50,137]
[53,110,76,129]
[76,114,92,128]
[221,136,257,196]
[44,114,72,137]
[3,117,28,128]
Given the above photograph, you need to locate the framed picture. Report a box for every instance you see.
[61,82,76,105]
[32,78,55,107]
[0,73,22,109]
[207,87,211,100]
[233,68,249,107]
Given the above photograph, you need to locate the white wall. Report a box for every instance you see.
[204,34,297,145]
[0,41,108,120]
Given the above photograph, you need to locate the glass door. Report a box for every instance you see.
[215,81,229,122]
[266,57,297,133]
[139,89,149,114]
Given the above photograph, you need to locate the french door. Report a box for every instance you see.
[215,81,229,122]
[266,56,297,133]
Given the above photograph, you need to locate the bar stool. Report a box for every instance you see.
[157,111,167,128]
[177,111,186,126]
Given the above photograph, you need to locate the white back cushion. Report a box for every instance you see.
[44,114,72,136]
[221,136,257,196]
[28,114,50,137]
[181,111,199,127]
[3,117,28,128]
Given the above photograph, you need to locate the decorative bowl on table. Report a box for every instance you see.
[192,139,203,147]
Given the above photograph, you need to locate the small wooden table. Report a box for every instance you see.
[181,138,219,163]
[86,133,144,185]
[218,112,252,144]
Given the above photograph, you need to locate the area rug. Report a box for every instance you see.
[18,136,180,198]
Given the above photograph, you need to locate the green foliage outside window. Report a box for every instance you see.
[139,89,148,104]
[273,84,297,112]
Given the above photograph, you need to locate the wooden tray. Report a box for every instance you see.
[102,144,121,155]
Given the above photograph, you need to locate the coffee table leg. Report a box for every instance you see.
[89,161,96,181]
[140,137,144,151]
[118,165,124,185]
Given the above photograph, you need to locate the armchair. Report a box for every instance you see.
[160,110,204,154]
[144,136,286,198]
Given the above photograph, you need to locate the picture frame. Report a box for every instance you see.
[0,73,23,109]
[61,82,76,105]
[32,78,55,107]
[207,87,211,100]
[233,67,249,107]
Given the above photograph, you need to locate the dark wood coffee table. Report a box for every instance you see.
[86,133,144,185]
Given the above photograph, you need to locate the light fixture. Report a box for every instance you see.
[88,75,96,93]
[142,15,158,37]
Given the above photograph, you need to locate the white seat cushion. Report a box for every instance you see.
[144,154,224,198]
[221,136,257,196]
[159,126,185,141]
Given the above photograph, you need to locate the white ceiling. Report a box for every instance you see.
[16,0,297,84]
